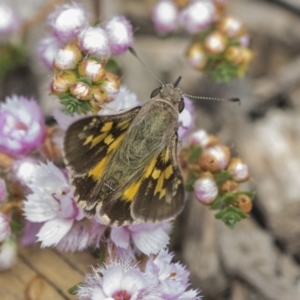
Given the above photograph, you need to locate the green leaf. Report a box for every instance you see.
[68,284,80,295]
[59,95,92,115]
[10,210,23,234]
[185,172,198,192]
[215,170,232,186]
[215,206,248,228]
[188,145,203,163]
[78,77,92,86]
[106,59,120,74]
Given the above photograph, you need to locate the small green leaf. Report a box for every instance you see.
[215,170,232,186]
[68,284,80,295]
[106,59,120,74]
[188,145,203,163]
[215,206,248,228]
[185,172,198,192]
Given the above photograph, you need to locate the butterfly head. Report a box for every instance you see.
[150,76,185,113]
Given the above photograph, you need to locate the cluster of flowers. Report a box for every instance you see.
[152,0,253,82]
[38,3,133,114]
[0,92,200,298]
[180,129,253,227]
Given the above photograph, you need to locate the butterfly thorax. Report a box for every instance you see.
[154,84,183,112]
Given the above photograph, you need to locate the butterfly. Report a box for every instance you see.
[63,76,185,226]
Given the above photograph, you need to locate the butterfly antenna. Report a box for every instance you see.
[185,94,241,106]
[128,47,164,86]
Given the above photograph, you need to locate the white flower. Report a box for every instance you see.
[110,221,172,256]
[79,27,111,59]
[48,2,88,42]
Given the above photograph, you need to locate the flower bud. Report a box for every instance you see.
[236,194,252,213]
[78,59,106,82]
[102,72,121,101]
[221,180,239,193]
[51,71,77,94]
[190,130,218,148]
[91,86,107,104]
[227,157,250,182]
[70,82,92,100]
[225,46,244,65]
[180,1,216,34]
[199,145,231,172]
[104,16,134,54]
[79,27,111,59]
[53,43,82,70]
[239,48,253,68]
[204,31,227,54]
[218,16,245,38]
[194,173,218,204]
[152,0,179,34]
[186,43,208,70]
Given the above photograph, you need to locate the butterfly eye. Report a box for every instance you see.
[150,87,161,98]
[178,97,185,112]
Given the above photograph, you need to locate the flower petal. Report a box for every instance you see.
[37,218,73,247]
[111,226,130,249]
[130,223,170,255]
[102,265,123,295]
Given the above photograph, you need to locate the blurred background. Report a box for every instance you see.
[2,0,300,299]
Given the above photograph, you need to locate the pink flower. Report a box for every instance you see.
[23,162,105,251]
[0,95,45,157]
[37,36,62,70]
[77,260,158,300]
[178,96,195,140]
[152,0,179,34]
[145,249,201,299]
[180,1,216,34]
[110,221,172,256]
[48,2,88,42]
[0,3,20,35]
[79,27,111,59]
[104,16,134,55]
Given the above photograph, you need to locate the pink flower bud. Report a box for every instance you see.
[180,1,216,34]
[78,59,106,82]
[79,27,111,59]
[54,44,83,70]
[104,16,133,55]
[70,82,92,100]
[152,0,179,34]
[101,72,121,101]
[204,31,227,54]
[217,16,245,38]
[194,174,218,204]
[48,3,88,42]
[199,145,231,172]
[0,3,20,35]
[51,71,77,94]
[227,157,250,182]
[186,43,208,70]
